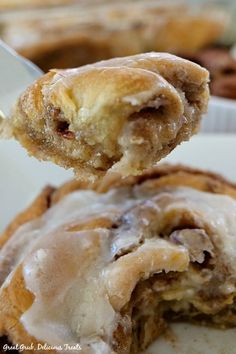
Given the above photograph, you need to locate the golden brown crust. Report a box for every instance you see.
[0,266,36,346]
[0,187,55,250]
[4,53,209,181]
[44,164,236,201]
[97,164,236,196]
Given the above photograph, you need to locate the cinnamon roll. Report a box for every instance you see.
[1,165,236,353]
[2,53,209,181]
[0,1,227,71]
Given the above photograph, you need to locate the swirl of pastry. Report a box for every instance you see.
[3,53,209,180]
[1,165,236,353]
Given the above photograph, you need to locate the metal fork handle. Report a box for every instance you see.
[0,40,43,117]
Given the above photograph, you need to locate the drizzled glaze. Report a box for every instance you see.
[1,186,236,352]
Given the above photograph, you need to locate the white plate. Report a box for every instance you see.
[0,139,73,232]
[1,134,236,353]
[145,323,236,354]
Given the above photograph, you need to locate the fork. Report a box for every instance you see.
[0,40,43,117]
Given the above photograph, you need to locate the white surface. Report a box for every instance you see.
[1,135,236,353]
[201,96,236,133]
[0,139,72,232]
[164,133,236,181]
[146,323,236,354]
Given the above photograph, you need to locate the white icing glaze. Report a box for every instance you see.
[122,91,166,107]
[0,218,42,287]
[163,188,236,268]
[1,185,236,352]
[0,187,138,287]
[22,229,117,352]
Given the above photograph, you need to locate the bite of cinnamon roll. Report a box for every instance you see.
[1,53,209,181]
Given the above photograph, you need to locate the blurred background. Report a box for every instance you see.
[0,0,236,130]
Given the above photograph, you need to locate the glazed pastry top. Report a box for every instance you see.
[1,184,236,352]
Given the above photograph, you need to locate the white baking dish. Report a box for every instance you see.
[201,95,236,133]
